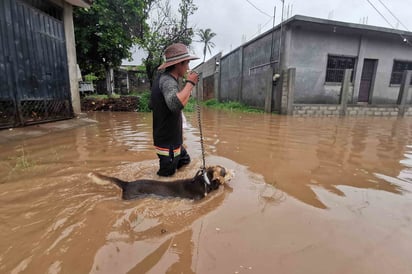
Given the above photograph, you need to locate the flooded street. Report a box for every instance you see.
[1,110,412,274]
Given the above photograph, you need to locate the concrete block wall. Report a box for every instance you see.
[346,106,399,117]
[293,105,412,117]
[405,107,412,116]
[293,105,341,117]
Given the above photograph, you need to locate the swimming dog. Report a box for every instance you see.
[89,165,234,200]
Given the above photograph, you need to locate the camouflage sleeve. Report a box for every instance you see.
[159,75,184,113]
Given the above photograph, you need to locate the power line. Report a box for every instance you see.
[245,0,273,18]
[376,0,409,31]
[364,0,412,46]
[365,0,395,28]
[248,17,273,40]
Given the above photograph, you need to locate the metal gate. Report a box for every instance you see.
[0,0,73,129]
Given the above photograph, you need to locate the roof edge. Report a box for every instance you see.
[65,0,92,8]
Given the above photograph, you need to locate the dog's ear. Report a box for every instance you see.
[211,166,225,184]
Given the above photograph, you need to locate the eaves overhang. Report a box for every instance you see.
[65,0,92,8]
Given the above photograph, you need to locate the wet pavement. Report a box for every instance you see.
[0,116,97,144]
[1,110,412,273]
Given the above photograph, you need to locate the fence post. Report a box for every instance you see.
[287,68,296,115]
[264,68,274,113]
[280,69,288,114]
[340,69,352,116]
[397,70,412,117]
[238,46,244,103]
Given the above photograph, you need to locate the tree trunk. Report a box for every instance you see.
[105,67,114,96]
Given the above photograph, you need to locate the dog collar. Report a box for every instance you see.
[203,171,211,185]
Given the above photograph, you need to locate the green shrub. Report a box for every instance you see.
[203,99,263,113]
[138,91,151,112]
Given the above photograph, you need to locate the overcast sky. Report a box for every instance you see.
[123,0,412,67]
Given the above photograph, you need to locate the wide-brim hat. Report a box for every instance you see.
[158,43,199,70]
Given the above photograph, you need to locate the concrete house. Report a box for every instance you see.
[199,15,412,116]
[283,15,412,105]
[0,0,92,129]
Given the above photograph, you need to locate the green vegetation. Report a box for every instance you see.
[197,28,216,62]
[140,0,197,86]
[135,91,196,112]
[74,0,153,78]
[184,97,196,112]
[83,93,262,113]
[84,73,98,82]
[203,99,263,113]
[84,94,120,99]
[137,91,151,112]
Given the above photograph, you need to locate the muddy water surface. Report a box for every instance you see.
[1,110,412,274]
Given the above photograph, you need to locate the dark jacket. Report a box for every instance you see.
[150,73,183,147]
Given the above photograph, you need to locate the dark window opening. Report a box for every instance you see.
[325,55,356,83]
[20,0,63,21]
[390,60,412,85]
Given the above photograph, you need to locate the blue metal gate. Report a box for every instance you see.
[0,0,73,129]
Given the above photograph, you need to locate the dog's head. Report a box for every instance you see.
[206,165,234,186]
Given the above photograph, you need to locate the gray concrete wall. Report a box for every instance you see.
[241,33,277,108]
[286,27,358,104]
[217,16,412,112]
[219,30,280,108]
[220,49,242,102]
[286,25,412,105]
[353,35,412,104]
[196,53,221,78]
[193,53,221,100]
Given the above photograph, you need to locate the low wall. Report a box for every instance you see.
[293,104,412,117]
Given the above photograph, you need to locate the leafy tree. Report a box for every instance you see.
[197,28,216,62]
[74,0,154,95]
[138,0,197,86]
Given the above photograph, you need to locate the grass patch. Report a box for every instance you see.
[203,99,263,113]
[184,97,196,112]
[84,93,120,99]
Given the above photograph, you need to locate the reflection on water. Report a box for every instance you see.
[192,109,412,208]
[1,111,412,273]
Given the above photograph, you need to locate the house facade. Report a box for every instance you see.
[199,15,412,115]
[285,16,412,105]
[0,0,92,129]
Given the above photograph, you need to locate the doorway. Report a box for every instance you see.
[358,59,377,103]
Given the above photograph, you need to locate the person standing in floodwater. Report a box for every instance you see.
[150,43,199,176]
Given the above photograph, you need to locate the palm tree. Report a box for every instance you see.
[197,28,216,62]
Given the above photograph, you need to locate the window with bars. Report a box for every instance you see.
[325,55,356,83]
[390,60,412,85]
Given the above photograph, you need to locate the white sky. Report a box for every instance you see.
[123,0,412,67]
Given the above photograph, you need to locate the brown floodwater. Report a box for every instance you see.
[1,110,412,274]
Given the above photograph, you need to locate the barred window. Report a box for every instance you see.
[390,60,412,85]
[325,55,356,83]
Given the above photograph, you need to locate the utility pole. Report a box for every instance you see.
[278,0,285,66]
[270,5,276,62]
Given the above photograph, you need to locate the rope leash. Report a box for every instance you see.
[195,81,206,171]
[193,72,209,196]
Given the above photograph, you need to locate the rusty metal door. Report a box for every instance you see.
[0,0,73,129]
[359,59,377,103]
[202,76,215,100]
